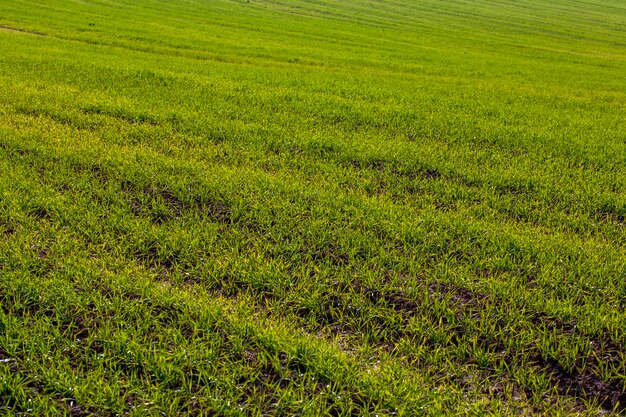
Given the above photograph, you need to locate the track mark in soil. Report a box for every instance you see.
[0,25,46,36]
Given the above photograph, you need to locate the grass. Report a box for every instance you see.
[0,0,625,415]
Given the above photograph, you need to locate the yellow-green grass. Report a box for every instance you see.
[0,0,625,415]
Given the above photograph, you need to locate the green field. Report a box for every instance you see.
[0,0,625,415]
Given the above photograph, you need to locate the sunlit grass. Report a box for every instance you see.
[0,0,625,415]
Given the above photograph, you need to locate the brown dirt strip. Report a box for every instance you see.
[354,280,626,412]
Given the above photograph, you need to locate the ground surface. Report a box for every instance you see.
[0,0,625,415]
